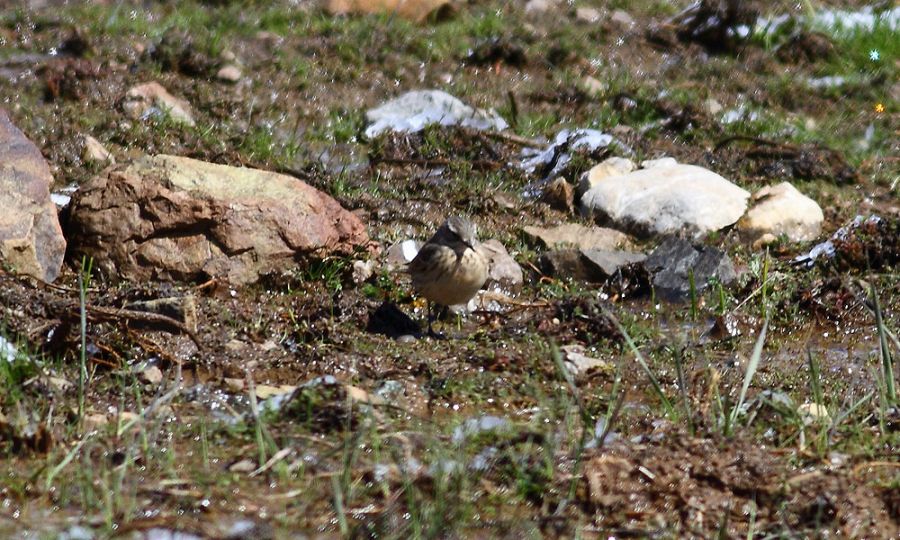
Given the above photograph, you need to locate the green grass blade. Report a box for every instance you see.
[602,306,677,419]
[871,283,896,402]
[728,319,768,431]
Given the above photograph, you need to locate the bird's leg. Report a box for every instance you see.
[426,302,447,339]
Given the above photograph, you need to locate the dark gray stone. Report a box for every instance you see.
[643,237,736,301]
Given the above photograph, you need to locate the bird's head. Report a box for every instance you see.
[443,216,479,249]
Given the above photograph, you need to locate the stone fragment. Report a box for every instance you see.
[609,9,635,28]
[580,75,605,96]
[224,377,245,392]
[478,239,524,292]
[576,6,601,22]
[82,135,115,164]
[576,156,636,197]
[524,0,555,13]
[523,223,632,251]
[352,259,376,283]
[365,90,506,137]
[642,237,736,301]
[68,154,369,285]
[0,109,67,283]
[580,163,750,238]
[704,98,724,115]
[122,82,195,126]
[737,182,824,246]
[560,344,614,377]
[216,64,242,83]
[139,366,164,385]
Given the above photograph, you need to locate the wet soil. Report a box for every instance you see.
[0,0,898,538]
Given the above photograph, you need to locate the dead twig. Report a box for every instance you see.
[126,328,184,366]
[482,129,547,149]
[80,304,204,351]
[852,461,900,476]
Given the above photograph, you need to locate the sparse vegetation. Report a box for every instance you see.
[0,0,898,538]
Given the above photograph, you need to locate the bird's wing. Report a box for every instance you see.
[407,243,446,274]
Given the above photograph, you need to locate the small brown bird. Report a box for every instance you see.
[408,216,489,336]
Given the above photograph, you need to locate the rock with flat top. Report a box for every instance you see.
[540,248,644,282]
[68,154,369,284]
[0,109,67,283]
[523,223,632,251]
[580,163,749,238]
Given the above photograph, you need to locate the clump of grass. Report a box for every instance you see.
[602,305,677,419]
[870,283,896,403]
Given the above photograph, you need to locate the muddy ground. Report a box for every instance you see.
[0,0,898,538]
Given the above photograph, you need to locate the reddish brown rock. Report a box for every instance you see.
[68,154,369,284]
[0,109,67,283]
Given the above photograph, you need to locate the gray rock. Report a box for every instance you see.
[122,82,195,126]
[365,90,507,138]
[581,249,646,276]
[0,109,67,283]
[540,248,644,282]
[643,237,736,301]
[580,162,750,238]
[523,223,632,251]
[68,155,369,285]
[737,181,823,247]
[478,239,524,292]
